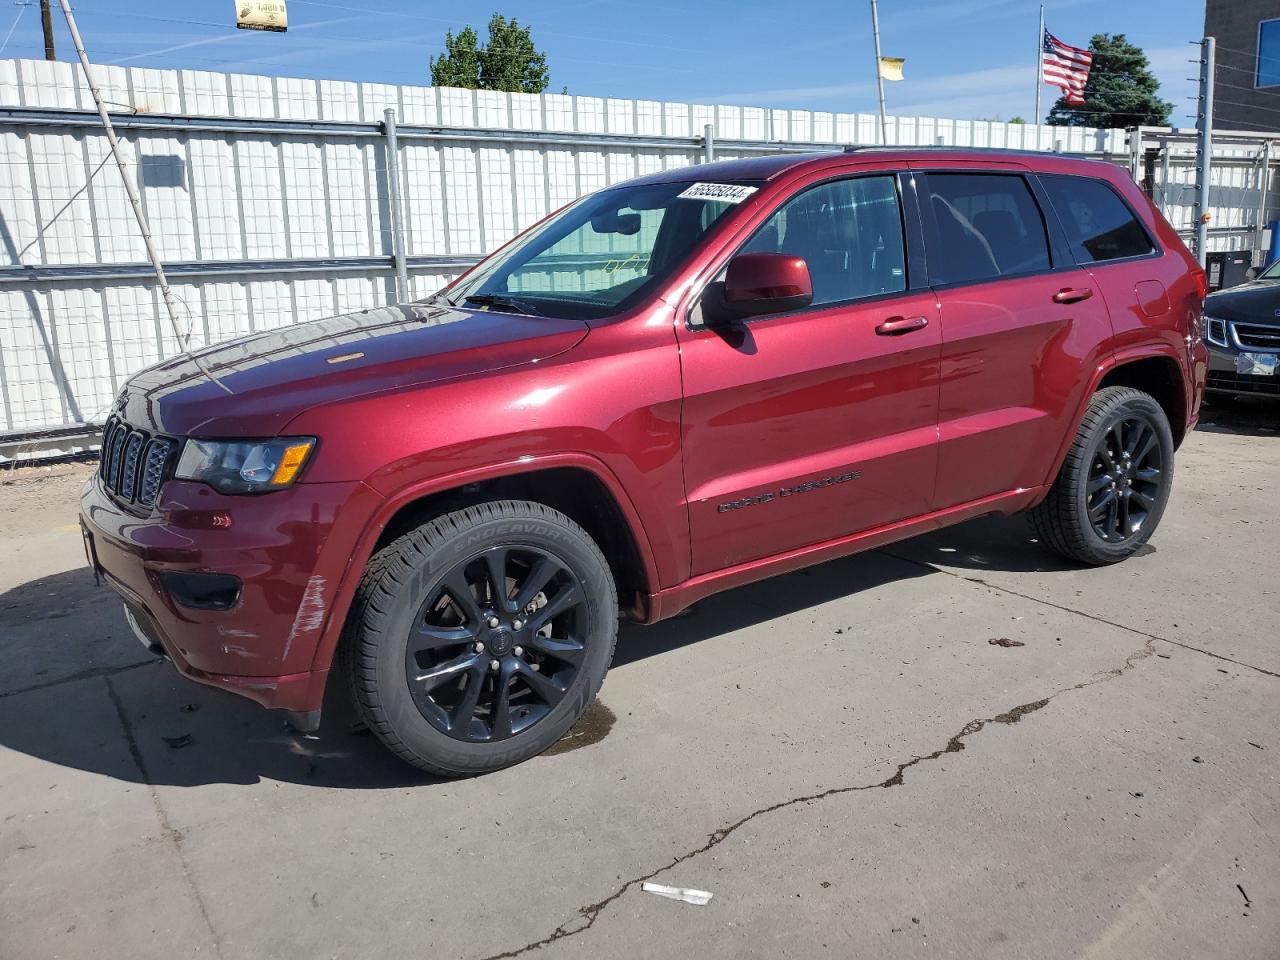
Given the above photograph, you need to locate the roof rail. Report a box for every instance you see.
[841,144,1101,160]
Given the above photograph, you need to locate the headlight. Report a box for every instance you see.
[175,437,316,494]
[1203,315,1229,348]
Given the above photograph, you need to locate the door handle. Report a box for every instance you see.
[1052,287,1093,304]
[874,315,929,336]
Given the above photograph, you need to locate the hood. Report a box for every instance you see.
[114,303,589,437]
[1205,278,1280,326]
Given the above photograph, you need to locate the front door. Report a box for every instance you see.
[677,173,941,576]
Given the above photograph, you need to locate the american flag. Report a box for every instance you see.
[1042,30,1093,105]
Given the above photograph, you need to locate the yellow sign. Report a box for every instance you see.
[235,0,288,32]
[878,57,905,82]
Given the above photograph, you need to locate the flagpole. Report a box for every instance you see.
[870,0,888,144]
[1035,4,1044,122]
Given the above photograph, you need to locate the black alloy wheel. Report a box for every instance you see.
[1030,386,1175,566]
[1084,415,1165,543]
[407,545,587,742]
[345,499,618,776]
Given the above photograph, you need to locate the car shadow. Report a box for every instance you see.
[881,512,1092,576]
[0,515,1063,790]
[1196,393,1280,438]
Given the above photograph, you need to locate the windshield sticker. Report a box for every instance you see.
[678,182,759,204]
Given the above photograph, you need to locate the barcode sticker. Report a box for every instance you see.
[677,182,759,204]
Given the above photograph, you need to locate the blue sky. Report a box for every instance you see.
[2,0,1207,125]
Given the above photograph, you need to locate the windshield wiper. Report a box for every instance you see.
[461,294,545,316]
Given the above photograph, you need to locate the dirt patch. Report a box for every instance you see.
[0,462,96,542]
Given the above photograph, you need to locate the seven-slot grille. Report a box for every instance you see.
[1233,322,1280,351]
[99,417,178,507]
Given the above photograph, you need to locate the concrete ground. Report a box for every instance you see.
[1,395,1277,960]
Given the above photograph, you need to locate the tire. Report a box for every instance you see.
[345,500,618,776]
[1029,386,1174,566]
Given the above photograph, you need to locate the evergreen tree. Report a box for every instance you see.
[1046,34,1171,127]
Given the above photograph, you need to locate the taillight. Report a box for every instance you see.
[1192,266,1208,302]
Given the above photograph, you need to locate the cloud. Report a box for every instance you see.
[106,15,360,65]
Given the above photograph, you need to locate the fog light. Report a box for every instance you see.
[161,571,242,611]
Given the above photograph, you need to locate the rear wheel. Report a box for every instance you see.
[1030,386,1174,565]
[345,500,617,776]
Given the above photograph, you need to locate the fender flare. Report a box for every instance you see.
[1040,343,1189,490]
[306,451,662,673]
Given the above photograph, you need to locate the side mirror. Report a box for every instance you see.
[1246,266,1260,281]
[719,253,813,319]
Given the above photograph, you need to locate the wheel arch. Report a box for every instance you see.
[309,455,660,675]
[1095,353,1188,447]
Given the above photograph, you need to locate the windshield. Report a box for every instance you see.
[437,180,758,320]
[1261,260,1280,279]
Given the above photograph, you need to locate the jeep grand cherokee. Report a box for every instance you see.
[80,148,1207,775]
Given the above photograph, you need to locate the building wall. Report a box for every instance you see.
[1205,0,1280,131]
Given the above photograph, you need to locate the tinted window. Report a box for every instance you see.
[925,173,1051,284]
[741,176,906,306]
[1040,175,1153,263]
[1259,19,1280,87]
[447,180,747,320]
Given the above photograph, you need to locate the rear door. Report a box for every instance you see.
[916,165,1114,508]
[677,171,941,576]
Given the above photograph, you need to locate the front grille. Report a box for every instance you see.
[99,417,179,507]
[1206,371,1280,396]
[1233,322,1280,350]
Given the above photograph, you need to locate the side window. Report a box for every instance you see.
[740,176,906,306]
[1040,174,1154,263]
[925,173,1051,284]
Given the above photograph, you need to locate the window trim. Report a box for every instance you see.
[1036,172,1162,269]
[916,169,1064,292]
[1258,18,1280,89]
[684,169,924,330]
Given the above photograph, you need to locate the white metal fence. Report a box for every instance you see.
[0,55,1260,451]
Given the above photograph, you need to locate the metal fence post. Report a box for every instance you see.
[383,107,410,302]
[1256,140,1272,265]
[1194,37,1215,266]
[702,123,714,164]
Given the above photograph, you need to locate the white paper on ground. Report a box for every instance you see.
[641,881,713,905]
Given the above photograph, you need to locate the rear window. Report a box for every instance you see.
[1040,174,1154,263]
[924,173,1051,285]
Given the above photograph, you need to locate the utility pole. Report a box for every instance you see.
[869,0,888,144]
[1034,5,1044,123]
[40,0,55,60]
[1195,36,1215,267]
[55,0,231,392]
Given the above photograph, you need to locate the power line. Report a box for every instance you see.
[0,1,29,56]
[287,0,698,54]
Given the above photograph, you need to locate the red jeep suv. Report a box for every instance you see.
[80,148,1207,775]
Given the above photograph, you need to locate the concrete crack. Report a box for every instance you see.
[879,549,1280,681]
[478,635,1153,960]
[105,675,224,959]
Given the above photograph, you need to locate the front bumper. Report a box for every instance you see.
[79,471,373,716]
[1206,337,1280,397]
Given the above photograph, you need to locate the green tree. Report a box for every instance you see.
[1045,33,1171,127]
[429,14,549,93]
[479,14,549,93]
[429,26,481,89]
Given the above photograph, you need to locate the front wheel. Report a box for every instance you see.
[1030,386,1174,565]
[345,500,618,776]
